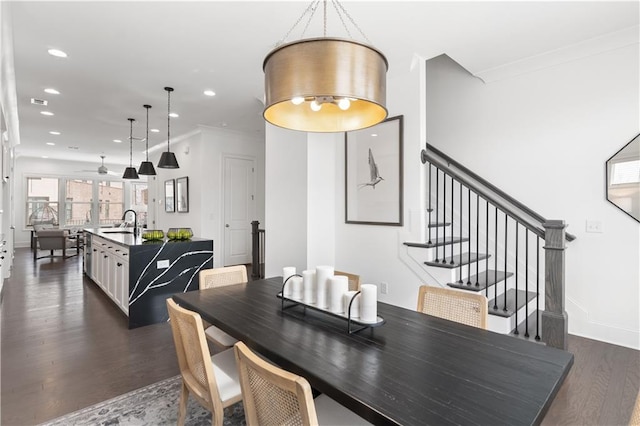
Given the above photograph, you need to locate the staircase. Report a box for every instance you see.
[404,144,574,349]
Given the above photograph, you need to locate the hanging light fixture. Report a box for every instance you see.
[122,118,139,179]
[138,104,156,175]
[263,0,388,133]
[157,87,179,169]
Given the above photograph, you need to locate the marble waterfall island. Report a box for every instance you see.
[84,228,213,328]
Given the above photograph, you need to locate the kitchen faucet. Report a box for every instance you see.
[122,209,138,236]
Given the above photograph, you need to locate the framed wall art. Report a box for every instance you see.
[164,179,175,213]
[345,115,403,226]
[176,176,189,213]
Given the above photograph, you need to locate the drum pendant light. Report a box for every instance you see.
[122,118,139,179]
[157,87,179,169]
[138,104,156,175]
[263,0,388,133]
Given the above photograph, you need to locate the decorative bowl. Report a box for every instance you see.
[141,229,164,240]
[167,227,193,240]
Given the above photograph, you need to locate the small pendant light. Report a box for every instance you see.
[138,104,156,175]
[157,86,179,169]
[122,118,140,179]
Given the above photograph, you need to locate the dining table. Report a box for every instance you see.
[172,277,573,426]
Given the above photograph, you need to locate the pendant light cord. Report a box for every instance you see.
[145,106,150,161]
[128,118,134,167]
[167,89,171,153]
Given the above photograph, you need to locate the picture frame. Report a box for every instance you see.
[345,115,403,226]
[176,176,189,213]
[164,179,175,213]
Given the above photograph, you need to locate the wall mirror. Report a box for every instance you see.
[606,134,639,222]
[176,176,189,213]
[165,179,175,213]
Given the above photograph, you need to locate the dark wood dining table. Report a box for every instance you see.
[173,277,573,426]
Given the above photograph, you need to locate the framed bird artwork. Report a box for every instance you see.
[345,115,403,226]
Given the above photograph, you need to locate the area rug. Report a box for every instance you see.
[39,375,246,426]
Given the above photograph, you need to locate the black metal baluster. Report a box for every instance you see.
[503,213,508,313]
[442,173,446,263]
[493,206,498,311]
[536,236,541,341]
[476,193,480,287]
[434,169,439,262]
[514,223,519,334]
[427,163,432,245]
[525,230,530,338]
[485,200,489,298]
[450,176,455,265]
[457,182,463,283]
[467,187,471,285]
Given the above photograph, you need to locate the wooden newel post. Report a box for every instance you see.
[251,220,261,279]
[542,220,569,350]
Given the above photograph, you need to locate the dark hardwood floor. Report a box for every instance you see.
[1,248,638,425]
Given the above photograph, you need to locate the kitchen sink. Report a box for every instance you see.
[101,230,134,234]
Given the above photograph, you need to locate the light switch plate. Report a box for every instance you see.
[380,282,388,294]
[157,259,170,269]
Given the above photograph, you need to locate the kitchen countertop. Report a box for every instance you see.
[84,227,211,247]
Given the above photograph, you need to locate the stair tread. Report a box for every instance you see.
[447,269,512,291]
[425,252,490,269]
[427,222,451,228]
[404,237,470,249]
[488,289,536,318]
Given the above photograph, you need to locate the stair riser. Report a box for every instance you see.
[487,297,538,334]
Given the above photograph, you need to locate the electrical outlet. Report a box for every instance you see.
[586,220,603,233]
[157,259,170,269]
[381,282,388,295]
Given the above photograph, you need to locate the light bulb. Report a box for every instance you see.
[291,96,305,105]
[338,98,351,110]
[310,100,322,112]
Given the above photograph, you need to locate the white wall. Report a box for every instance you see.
[425,48,639,349]
[149,126,265,269]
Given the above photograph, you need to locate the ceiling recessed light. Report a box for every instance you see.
[42,156,49,159]
[113,139,122,143]
[40,111,54,116]
[46,142,55,146]
[49,131,60,135]
[169,113,179,118]
[371,133,378,137]
[44,88,60,95]
[204,90,216,97]
[150,128,160,133]
[47,49,67,58]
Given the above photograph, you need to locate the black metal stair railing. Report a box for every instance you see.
[417,144,576,342]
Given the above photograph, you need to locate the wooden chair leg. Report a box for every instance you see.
[178,380,189,426]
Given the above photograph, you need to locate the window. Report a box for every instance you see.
[610,159,640,185]
[131,182,148,226]
[26,177,59,225]
[98,181,124,226]
[66,179,93,226]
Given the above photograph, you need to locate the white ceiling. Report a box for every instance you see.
[7,1,639,167]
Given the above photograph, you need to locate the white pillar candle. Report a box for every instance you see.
[290,276,303,300]
[343,291,360,318]
[360,284,378,323]
[328,275,349,313]
[302,269,316,304]
[282,267,296,297]
[315,266,334,309]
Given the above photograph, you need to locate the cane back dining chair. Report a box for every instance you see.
[166,298,242,426]
[198,265,248,347]
[417,285,489,329]
[234,341,371,426]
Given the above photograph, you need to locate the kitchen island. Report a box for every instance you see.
[84,228,213,328]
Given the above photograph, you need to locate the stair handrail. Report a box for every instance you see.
[422,144,576,241]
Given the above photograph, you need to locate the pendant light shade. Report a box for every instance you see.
[123,118,139,180]
[263,1,388,133]
[138,104,156,175]
[158,87,179,169]
[263,37,388,133]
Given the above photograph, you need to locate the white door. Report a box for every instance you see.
[224,156,255,266]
